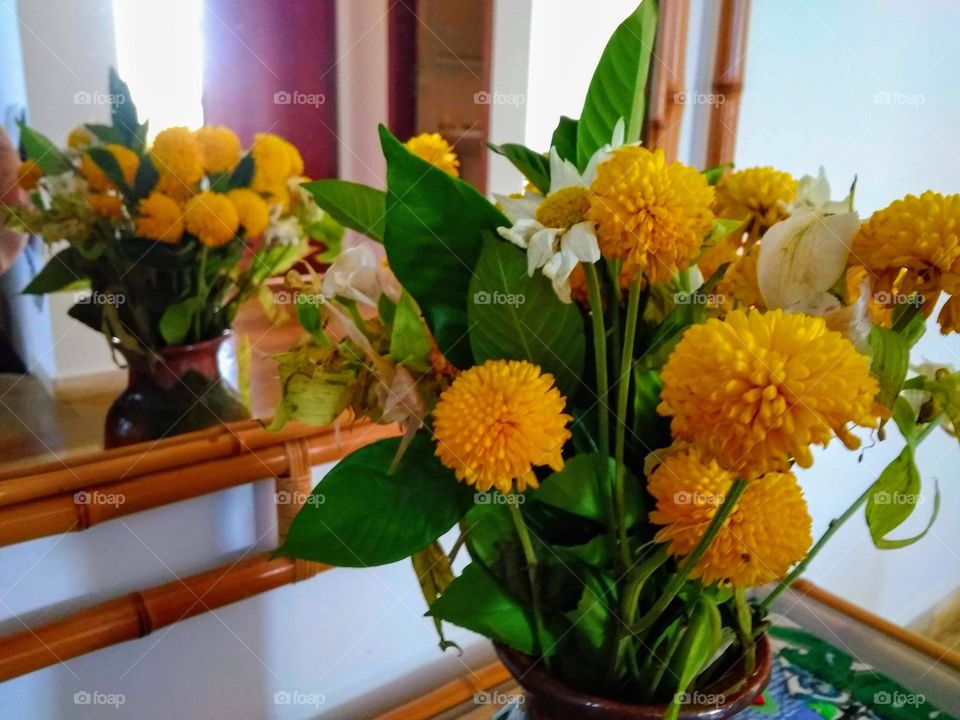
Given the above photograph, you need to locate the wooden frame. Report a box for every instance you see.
[704,0,751,167]
[645,0,691,161]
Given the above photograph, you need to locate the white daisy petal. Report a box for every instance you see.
[549,147,584,192]
[498,218,543,249]
[528,228,559,275]
[610,118,626,149]
[563,222,601,263]
[494,192,541,222]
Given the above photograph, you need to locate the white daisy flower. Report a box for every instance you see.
[494,121,625,303]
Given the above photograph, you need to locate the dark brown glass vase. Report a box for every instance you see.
[103,333,249,448]
[495,635,772,720]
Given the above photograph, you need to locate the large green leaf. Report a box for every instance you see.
[87,147,132,195]
[869,325,909,411]
[131,154,159,202]
[17,123,72,175]
[380,125,507,368]
[429,562,560,656]
[280,435,473,567]
[467,235,585,395]
[533,453,641,528]
[390,290,431,371]
[487,143,550,194]
[576,0,658,168]
[108,67,143,149]
[865,446,940,549]
[22,247,88,294]
[158,298,201,345]
[551,117,579,164]
[664,597,723,720]
[304,179,386,242]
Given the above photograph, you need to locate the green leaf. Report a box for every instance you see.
[869,325,909,411]
[430,562,560,655]
[576,0,658,168]
[295,296,326,345]
[487,143,550,194]
[17,123,72,175]
[159,298,200,345]
[22,248,88,294]
[632,368,671,450]
[664,597,723,720]
[85,123,127,145]
[108,67,140,146]
[131,154,159,202]
[551,116,579,163]
[702,163,732,185]
[280,435,474,566]
[705,217,747,246]
[270,347,355,430]
[467,235,585,395]
[380,124,507,368]
[228,153,255,189]
[892,303,925,346]
[304,179,386,243]
[641,301,706,370]
[86,147,131,195]
[390,291,431,371]
[533,453,641,529]
[865,446,937,549]
[463,501,516,570]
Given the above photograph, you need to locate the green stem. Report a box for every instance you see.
[734,589,756,675]
[634,478,749,636]
[509,502,548,665]
[193,247,209,341]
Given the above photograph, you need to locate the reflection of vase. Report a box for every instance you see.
[495,635,771,720]
[103,332,249,449]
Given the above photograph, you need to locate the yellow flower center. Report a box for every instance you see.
[535,186,590,229]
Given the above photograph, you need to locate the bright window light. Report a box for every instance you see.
[111,0,204,137]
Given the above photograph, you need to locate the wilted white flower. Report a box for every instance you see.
[322,244,400,307]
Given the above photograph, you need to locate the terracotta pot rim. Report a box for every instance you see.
[495,634,772,719]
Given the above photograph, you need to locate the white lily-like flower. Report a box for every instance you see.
[788,167,852,215]
[322,244,401,307]
[757,207,860,315]
[263,205,303,247]
[493,121,626,302]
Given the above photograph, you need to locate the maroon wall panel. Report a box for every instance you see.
[202,0,338,180]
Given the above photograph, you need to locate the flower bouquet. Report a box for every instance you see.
[273,4,958,717]
[1,70,341,446]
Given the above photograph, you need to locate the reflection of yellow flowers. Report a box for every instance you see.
[16,160,43,191]
[81,144,139,192]
[716,167,797,230]
[185,191,239,248]
[136,191,184,243]
[851,191,960,334]
[251,133,303,197]
[151,127,204,195]
[587,147,714,283]
[659,309,878,474]
[405,133,460,177]
[226,188,269,237]
[88,193,124,219]
[648,448,812,587]
[67,126,93,149]
[433,359,571,494]
[195,126,241,173]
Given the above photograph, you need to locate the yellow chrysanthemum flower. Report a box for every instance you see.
[67,126,93,149]
[88,193,124,219]
[851,191,960,334]
[251,133,302,196]
[404,132,460,177]
[715,167,797,230]
[658,308,878,474]
[226,188,270,237]
[433,359,571,494]
[135,191,184,243]
[151,127,204,195]
[648,448,812,587]
[587,146,714,284]
[16,160,42,191]
[80,144,139,192]
[184,191,239,248]
[717,242,764,309]
[194,126,242,174]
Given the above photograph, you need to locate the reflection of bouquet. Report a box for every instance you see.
[273,4,958,716]
[1,70,341,355]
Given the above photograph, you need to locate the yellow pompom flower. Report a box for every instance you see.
[88,193,124,219]
[195,126,242,173]
[251,133,301,195]
[717,242,764,309]
[16,160,42,191]
[184,191,239,248]
[226,188,270,237]
[433,359,571,494]
[67,126,93,149]
[404,132,460,177]
[587,146,714,283]
[648,448,812,587]
[659,308,878,474]
[80,144,139,192]
[150,127,204,194]
[135,191,184,243]
[715,167,797,231]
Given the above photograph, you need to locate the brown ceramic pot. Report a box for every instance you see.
[103,333,249,448]
[495,635,772,719]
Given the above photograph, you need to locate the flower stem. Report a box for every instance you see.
[633,478,749,637]
[509,502,549,665]
[734,589,756,675]
[584,263,615,530]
